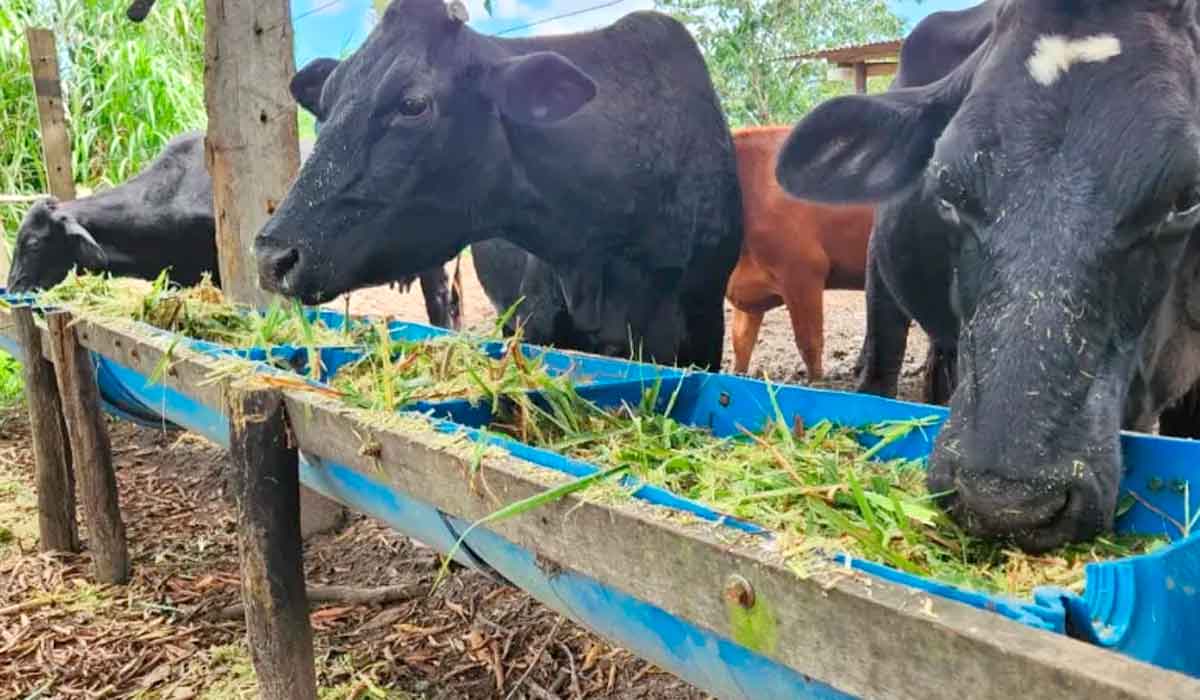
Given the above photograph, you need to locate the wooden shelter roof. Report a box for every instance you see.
[795,39,902,65]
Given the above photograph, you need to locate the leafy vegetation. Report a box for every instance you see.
[0,0,207,243]
[331,327,575,412]
[0,351,20,409]
[38,270,371,348]
[481,379,1166,597]
[655,0,905,126]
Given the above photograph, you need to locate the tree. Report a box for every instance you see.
[654,0,906,127]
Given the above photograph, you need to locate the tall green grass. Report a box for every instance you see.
[0,0,207,246]
[0,352,21,408]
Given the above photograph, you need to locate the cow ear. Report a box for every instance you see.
[776,72,970,204]
[484,52,597,126]
[775,85,962,204]
[62,217,108,269]
[291,58,340,119]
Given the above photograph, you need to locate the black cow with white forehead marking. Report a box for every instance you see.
[776,0,1200,551]
[254,0,743,369]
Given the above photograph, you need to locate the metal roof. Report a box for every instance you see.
[793,39,902,64]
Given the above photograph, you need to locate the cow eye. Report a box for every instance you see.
[394,96,430,120]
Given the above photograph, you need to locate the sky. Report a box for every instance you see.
[290,0,979,68]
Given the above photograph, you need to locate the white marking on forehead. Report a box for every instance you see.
[1026,34,1122,87]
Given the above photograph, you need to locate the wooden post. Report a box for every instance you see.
[229,386,318,700]
[203,0,300,307]
[45,311,128,584]
[204,0,349,532]
[854,61,868,94]
[0,239,11,282]
[26,29,76,201]
[14,307,79,553]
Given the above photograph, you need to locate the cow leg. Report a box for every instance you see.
[446,256,464,331]
[781,271,826,382]
[417,265,454,329]
[730,307,764,375]
[922,342,958,405]
[856,254,910,397]
[679,290,726,371]
[1158,381,1200,438]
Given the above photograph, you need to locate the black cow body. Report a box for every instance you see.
[6,132,460,329]
[470,238,567,342]
[8,132,215,293]
[777,0,1200,551]
[255,0,743,370]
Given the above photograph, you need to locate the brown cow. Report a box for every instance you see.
[725,126,874,380]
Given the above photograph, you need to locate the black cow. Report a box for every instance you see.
[470,238,557,336]
[8,133,214,294]
[6,131,460,329]
[776,0,1200,551]
[254,0,743,370]
[843,2,1000,403]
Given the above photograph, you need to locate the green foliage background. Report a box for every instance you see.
[655,0,905,126]
[0,0,207,246]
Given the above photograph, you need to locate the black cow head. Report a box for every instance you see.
[254,0,597,304]
[7,198,108,293]
[777,0,1200,551]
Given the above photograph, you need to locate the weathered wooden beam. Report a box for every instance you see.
[203,0,299,307]
[26,29,75,201]
[0,194,48,204]
[854,62,868,94]
[837,61,897,79]
[13,307,79,553]
[0,238,10,282]
[229,385,317,700]
[45,311,128,584]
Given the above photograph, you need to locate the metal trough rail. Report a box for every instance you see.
[1,306,1198,699]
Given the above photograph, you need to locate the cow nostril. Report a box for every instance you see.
[268,247,301,282]
[952,475,1071,538]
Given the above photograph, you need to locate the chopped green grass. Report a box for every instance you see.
[330,322,580,412]
[38,270,374,348]
[482,380,1167,597]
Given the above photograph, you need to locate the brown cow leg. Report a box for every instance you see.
[730,308,765,375]
[783,272,826,382]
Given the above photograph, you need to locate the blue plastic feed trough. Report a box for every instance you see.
[2,290,1199,695]
[412,371,1200,679]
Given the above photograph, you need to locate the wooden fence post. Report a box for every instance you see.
[0,240,11,283]
[229,386,318,700]
[203,0,299,307]
[26,28,76,202]
[14,307,79,553]
[45,311,129,584]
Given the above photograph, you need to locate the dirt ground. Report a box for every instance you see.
[0,254,931,698]
[329,249,931,402]
[0,412,712,699]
